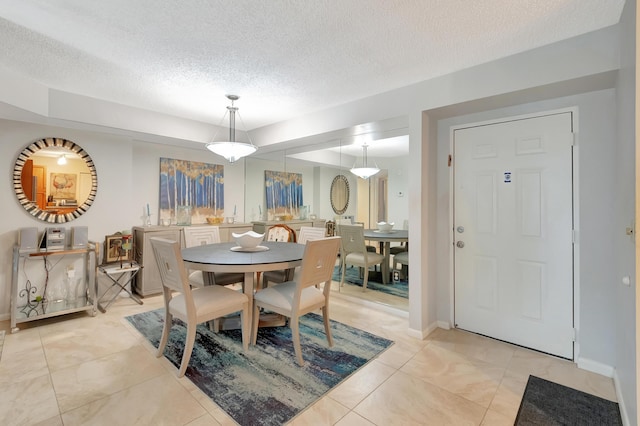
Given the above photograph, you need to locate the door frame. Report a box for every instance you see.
[448,107,580,361]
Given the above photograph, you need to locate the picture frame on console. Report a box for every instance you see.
[104,233,132,264]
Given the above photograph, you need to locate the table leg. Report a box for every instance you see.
[382,242,390,284]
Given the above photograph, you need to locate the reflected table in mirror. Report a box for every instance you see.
[363,229,409,283]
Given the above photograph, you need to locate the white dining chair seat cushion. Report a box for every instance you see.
[169,285,248,319]
[254,281,325,312]
[344,251,385,266]
[394,251,409,265]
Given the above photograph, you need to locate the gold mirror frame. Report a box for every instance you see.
[330,174,350,215]
[13,137,98,223]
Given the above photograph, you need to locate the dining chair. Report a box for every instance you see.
[393,250,409,278]
[182,226,245,288]
[262,226,327,288]
[266,223,297,242]
[390,219,409,255]
[251,236,341,366]
[259,224,298,288]
[337,224,385,291]
[150,237,250,377]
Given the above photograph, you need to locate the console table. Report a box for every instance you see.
[10,244,98,333]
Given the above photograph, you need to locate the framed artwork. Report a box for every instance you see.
[104,233,132,264]
[265,170,303,220]
[159,158,224,224]
[50,173,77,200]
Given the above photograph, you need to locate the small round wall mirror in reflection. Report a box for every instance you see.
[330,174,350,215]
[13,137,98,223]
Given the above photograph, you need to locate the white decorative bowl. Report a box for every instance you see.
[232,231,264,249]
[377,221,394,232]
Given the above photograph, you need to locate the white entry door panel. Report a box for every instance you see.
[453,112,574,359]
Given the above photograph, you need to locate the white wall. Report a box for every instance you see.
[613,0,637,423]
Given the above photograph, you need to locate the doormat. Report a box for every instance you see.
[126,308,393,426]
[333,265,408,299]
[514,375,622,425]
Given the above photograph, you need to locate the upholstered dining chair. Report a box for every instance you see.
[183,226,245,288]
[266,223,297,242]
[393,250,409,278]
[337,224,385,292]
[150,237,250,377]
[262,226,327,288]
[259,224,298,288]
[389,219,409,256]
[251,236,341,366]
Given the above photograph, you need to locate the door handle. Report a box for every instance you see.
[456,241,465,248]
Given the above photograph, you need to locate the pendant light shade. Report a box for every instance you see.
[205,95,257,163]
[350,143,379,179]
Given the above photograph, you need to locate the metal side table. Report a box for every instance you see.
[97,262,143,313]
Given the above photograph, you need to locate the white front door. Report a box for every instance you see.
[453,112,574,359]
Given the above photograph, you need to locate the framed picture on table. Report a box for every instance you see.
[104,233,133,263]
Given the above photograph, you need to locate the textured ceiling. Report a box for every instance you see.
[0,0,626,131]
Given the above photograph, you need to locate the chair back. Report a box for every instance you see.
[298,226,326,244]
[183,226,221,247]
[296,237,341,291]
[150,237,192,297]
[267,224,297,242]
[336,224,367,256]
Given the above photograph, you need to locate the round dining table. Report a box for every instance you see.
[181,241,306,329]
[363,229,409,284]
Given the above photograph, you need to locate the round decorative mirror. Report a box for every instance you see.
[13,137,98,223]
[330,174,350,215]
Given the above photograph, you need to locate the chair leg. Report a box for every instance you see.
[322,306,333,347]
[362,268,370,292]
[291,315,304,366]
[178,322,197,377]
[251,303,261,345]
[157,312,172,358]
[340,262,347,291]
[240,303,250,351]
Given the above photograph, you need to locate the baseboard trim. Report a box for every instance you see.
[612,369,631,426]
[407,322,439,340]
[576,356,615,378]
[436,320,451,330]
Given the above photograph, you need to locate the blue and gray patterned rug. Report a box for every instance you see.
[126,309,393,426]
[333,265,409,299]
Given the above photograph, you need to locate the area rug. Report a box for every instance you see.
[126,309,393,426]
[514,375,622,425]
[333,265,408,299]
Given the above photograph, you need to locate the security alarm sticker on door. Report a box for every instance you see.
[504,171,512,183]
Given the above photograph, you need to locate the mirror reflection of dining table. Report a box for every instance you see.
[363,229,409,284]
[181,241,305,328]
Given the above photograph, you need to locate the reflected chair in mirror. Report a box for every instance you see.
[393,250,409,279]
[251,236,341,366]
[259,224,298,288]
[337,224,385,292]
[150,237,250,377]
[262,226,327,288]
[183,226,245,289]
[389,219,409,256]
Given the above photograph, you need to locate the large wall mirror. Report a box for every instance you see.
[13,137,98,223]
[330,174,350,215]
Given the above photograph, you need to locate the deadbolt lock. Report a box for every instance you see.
[456,241,465,248]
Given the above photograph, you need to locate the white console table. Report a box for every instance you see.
[10,244,98,333]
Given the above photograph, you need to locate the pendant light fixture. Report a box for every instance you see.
[206,95,257,163]
[57,154,67,165]
[350,142,379,179]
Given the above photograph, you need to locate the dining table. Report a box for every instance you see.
[363,229,409,284]
[181,240,305,328]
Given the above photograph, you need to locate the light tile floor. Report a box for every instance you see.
[0,283,617,426]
